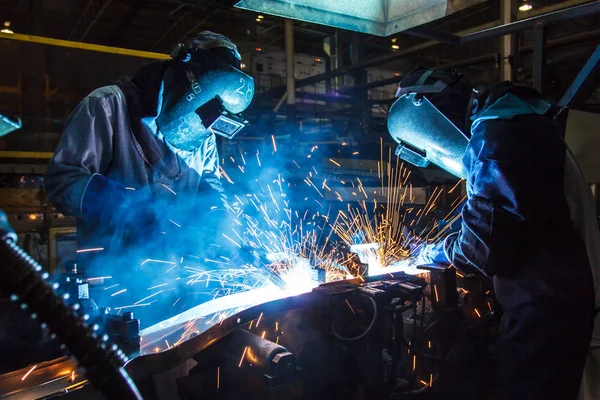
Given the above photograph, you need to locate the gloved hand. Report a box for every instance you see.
[81,173,155,230]
[415,239,451,266]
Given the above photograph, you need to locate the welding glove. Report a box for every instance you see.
[81,173,156,231]
[415,238,452,266]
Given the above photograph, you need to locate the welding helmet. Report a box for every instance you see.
[387,68,473,178]
[157,31,255,150]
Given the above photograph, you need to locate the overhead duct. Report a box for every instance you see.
[235,0,486,37]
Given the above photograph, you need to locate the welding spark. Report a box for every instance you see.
[413,355,417,372]
[345,299,356,314]
[70,370,75,382]
[221,234,241,248]
[141,259,176,266]
[256,312,263,327]
[114,303,151,311]
[21,365,36,381]
[169,219,181,228]
[474,308,481,318]
[217,367,220,389]
[434,285,439,303]
[87,276,112,281]
[261,331,266,339]
[161,183,177,195]
[133,290,164,305]
[148,283,168,290]
[238,346,248,367]
[271,135,277,152]
[111,288,127,297]
[103,284,119,291]
[76,247,104,253]
[329,159,341,167]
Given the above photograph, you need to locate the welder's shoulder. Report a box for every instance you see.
[85,85,126,111]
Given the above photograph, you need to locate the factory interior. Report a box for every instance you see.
[1,0,600,399]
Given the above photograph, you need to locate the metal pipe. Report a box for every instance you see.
[285,19,296,124]
[560,44,600,106]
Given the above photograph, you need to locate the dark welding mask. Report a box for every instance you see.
[157,32,254,150]
[387,69,472,178]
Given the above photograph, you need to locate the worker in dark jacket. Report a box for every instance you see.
[389,68,599,399]
[45,32,254,326]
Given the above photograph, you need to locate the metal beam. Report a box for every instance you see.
[500,0,516,81]
[403,27,461,45]
[532,22,547,95]
[0,32,170,59]
[560,44,600,106]
[461,0,600,43]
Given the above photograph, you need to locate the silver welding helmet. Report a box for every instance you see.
[157,31,255,150]
[387,69,472,178]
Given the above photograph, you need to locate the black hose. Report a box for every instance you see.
[0,211,142,400]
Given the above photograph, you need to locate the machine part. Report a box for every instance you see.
[96,310,141,359]
[387,93,469,178]
[418,264,458,310]
[0,210,142,400]
[0,114,21,137]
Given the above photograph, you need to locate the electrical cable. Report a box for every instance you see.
[331,295,378,342]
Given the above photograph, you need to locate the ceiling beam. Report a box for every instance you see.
[68,0,113,42]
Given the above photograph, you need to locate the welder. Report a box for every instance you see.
[44,31,254,326]
[388,67,600,400]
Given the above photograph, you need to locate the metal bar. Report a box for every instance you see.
[461,0,600,43]
[0,32,170,59]
[560,44,600,106]
[403,27,461,45]
[0,151,54,159]
[532,22,547,94]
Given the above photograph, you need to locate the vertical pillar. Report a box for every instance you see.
[285,19,295,125]
[532,22,547,96]
[500,0,517,82]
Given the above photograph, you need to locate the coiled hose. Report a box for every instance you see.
[0,211,142,400]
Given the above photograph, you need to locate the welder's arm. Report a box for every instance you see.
[45,95,116,219]
[45,94,150,226]
[443,123,530,278]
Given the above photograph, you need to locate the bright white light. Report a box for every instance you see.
[518,3,533,11]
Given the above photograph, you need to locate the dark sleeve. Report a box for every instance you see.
[445,117,566,277]
[45,94,115,218]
